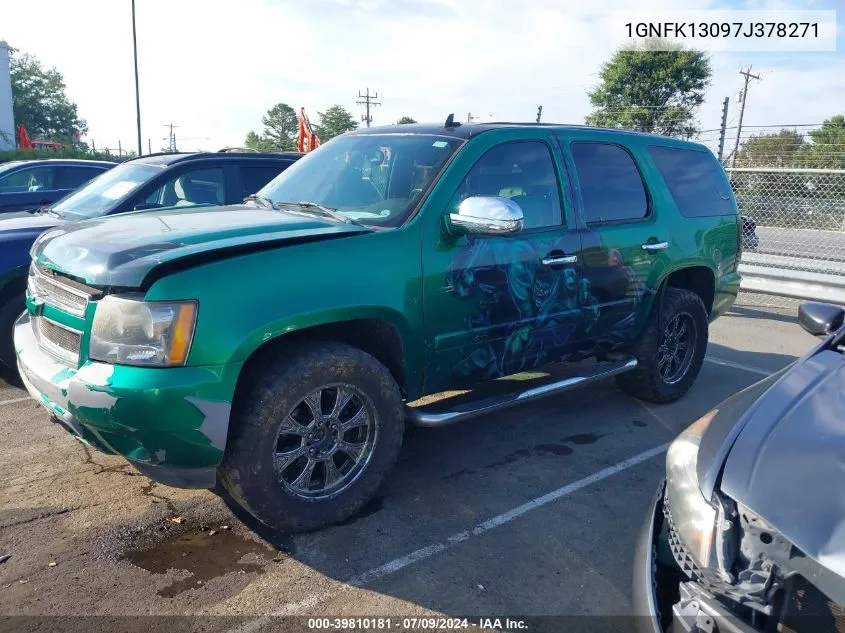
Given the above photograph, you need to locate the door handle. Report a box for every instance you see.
[541,254,578,266]
[641,241,669,252]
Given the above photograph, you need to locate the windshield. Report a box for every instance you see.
[53,163,164,219]
[257,134,463,227]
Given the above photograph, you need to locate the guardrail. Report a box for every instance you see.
[738,263,845,305]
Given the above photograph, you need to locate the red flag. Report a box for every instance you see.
[17,124,33,150]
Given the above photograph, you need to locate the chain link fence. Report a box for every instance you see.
[727,167,845,311]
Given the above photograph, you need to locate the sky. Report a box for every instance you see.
[1,0,842,154]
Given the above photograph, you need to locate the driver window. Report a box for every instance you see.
[144,168,225,208]
[450,141,562,230]
[0,167,55,193]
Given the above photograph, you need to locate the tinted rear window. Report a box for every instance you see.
[648,145,735,217]
[570,142,648,223]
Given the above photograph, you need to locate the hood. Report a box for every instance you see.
[718,348,845,578]
[0,211,64,236]
[33,205,370,288]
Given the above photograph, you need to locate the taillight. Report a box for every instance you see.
[735,215,743,271]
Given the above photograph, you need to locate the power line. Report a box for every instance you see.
[356,88,381,128]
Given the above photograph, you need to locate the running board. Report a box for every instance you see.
[405,357,638,428]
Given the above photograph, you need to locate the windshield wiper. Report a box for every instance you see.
[276,201,367,228]
[243,194,277,209]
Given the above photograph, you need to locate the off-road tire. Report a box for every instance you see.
[615,287,708,404]
[0,291,25,370]
[218,340,404,532]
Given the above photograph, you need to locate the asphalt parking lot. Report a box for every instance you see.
[0,302,820,630]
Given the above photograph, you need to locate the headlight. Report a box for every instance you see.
[89,295,197,367]
[665,410,719,568]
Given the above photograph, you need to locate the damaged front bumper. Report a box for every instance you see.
[634,482,761,633]
[14,311,241,488]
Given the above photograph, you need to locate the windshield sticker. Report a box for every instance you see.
[101,181,139,200]
[432,141,448,148]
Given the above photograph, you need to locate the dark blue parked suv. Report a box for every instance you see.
[0,159,115,214]
[0,150,301,369]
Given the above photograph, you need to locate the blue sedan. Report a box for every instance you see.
[0,159,115,214]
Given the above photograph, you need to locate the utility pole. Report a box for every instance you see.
[148,138,151,155]
[131,0,142,156]
[467,113,477,123]
[730,67,761,167]
[717,97,729,162]
[536,105,543,123]
[164,123,179,152]
[356,88,381,128]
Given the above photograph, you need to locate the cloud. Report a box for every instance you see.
[1,0,842,152]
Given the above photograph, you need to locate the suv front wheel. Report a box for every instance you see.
[616,287,709,404]
[219,341,404,532]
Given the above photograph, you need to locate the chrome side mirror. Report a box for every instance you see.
[798,301,845,336]
[448,196,524,237]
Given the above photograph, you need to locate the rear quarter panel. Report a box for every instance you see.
[621,134,739,329]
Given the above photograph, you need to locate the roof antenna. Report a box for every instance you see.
[444,113,461,128]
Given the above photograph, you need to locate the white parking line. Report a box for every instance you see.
[0,396,31,406]
[229,443,669,633]
[704,356,774,377]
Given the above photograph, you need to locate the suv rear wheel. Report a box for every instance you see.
[218,341,404,532]
[616,287,708,404]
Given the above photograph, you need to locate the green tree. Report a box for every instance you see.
[735,129,806,168]
[9,49,87,143]
[261,103,298,151]
[397,116,417,124]
[244,130,277,152]
[799,115,845,169]
[315,105,358,141]
[585,40,711,138]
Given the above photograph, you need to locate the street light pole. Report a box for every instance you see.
[131,0,142,155]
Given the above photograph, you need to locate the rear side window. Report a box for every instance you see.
[239,164,287,199]
[570,142,648,223]
[648,145,735,217]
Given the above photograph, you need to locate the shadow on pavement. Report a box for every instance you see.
[707,341,802,373]
[728,304,798,325]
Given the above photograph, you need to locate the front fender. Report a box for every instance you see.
[231,305,422,394]
[0,263,28,298]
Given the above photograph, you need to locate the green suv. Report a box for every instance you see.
[15,121,741,532]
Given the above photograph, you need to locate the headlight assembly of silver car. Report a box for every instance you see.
[665,410,719,568]
[89,295,197,367]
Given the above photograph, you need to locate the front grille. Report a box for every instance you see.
[27,265,91,317]
[33,317,81,365]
